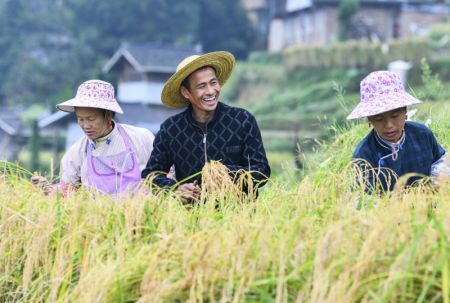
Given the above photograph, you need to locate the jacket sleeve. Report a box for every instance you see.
[141,124,177,188]
[429,131,446,162]
[226,113,271,187]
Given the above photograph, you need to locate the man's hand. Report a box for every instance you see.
[174,181,201,204]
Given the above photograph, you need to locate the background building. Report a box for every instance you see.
[268,0,449,51]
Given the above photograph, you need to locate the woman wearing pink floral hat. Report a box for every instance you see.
[348,71,447,192]
[32,80,154,195]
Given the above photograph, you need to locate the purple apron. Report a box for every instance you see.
[86,124,141,194]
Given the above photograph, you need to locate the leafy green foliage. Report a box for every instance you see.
[418,58,450,101]
[284,38,430,70]
[197,0,256,59]
[338,0,360,41]
[29,120,40,172]
[0,0,256,107]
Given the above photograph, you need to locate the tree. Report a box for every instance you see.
[338,0,360,41]
[197,0,256,59]
[0,0,76,107]
[30,119,40,172]
[0,0,256,108]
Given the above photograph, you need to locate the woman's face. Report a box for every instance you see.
[75,107,111,140]
[368,107,407,142]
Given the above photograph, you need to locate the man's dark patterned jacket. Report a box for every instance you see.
[141,102,271,189]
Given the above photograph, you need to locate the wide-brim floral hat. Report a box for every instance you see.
[161,51,235,109]
[347,71,422,120]
[56,80,123,114]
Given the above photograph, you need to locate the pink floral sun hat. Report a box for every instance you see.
[347,71,422,120]
[56,80,123,114]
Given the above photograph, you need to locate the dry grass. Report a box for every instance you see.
[0,120,449,302]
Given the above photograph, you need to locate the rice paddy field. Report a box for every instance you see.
[0,113,449,302]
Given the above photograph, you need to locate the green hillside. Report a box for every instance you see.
[222,52,450,177]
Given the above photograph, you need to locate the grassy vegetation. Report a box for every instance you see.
[0,110,448,302]
[224,55,450,178]
[4,34,450,300]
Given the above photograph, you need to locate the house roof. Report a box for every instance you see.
[38,110,71,129]
[241,0,267,10]
[276,0,446,16]
[0,108,25,136]
[38,102,181,134]
[116,102,182,133]
[103,42,203,74]
[313,0,441,3]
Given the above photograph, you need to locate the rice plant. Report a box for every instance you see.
[0,118,448,303]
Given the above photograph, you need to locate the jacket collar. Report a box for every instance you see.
[184,102,224,126]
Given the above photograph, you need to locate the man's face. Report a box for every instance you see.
[75,107,110,140]
[181,66,220,115]
[368,107,407,142]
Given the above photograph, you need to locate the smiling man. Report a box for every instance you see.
[141,51,270,202]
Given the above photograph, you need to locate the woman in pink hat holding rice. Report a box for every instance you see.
[33,80,154,195]
[348,71,447,192]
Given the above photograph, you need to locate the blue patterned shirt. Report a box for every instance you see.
[352,121,446,191]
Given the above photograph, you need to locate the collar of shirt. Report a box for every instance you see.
[374,129,405,151]
[185,102,224,127]
[89,121,115,149]
[374,129,406,163]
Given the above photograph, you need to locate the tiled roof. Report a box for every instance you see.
[38,102,181,134]
[275,0,444,16]
[0,108,24,135]
[103,43,203,73]
[314,0,439,3]
[116,102,181,133]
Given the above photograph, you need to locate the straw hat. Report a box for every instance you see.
[56,80,123,114]
[161,51,235,109]
[347,71,422,120]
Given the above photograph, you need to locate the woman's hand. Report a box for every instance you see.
[30,175,54,195]
[432,154,450,185]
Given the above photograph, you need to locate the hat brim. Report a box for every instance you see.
[161,51,236,109]
[347,92,422,120]
[56,97,124,114]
